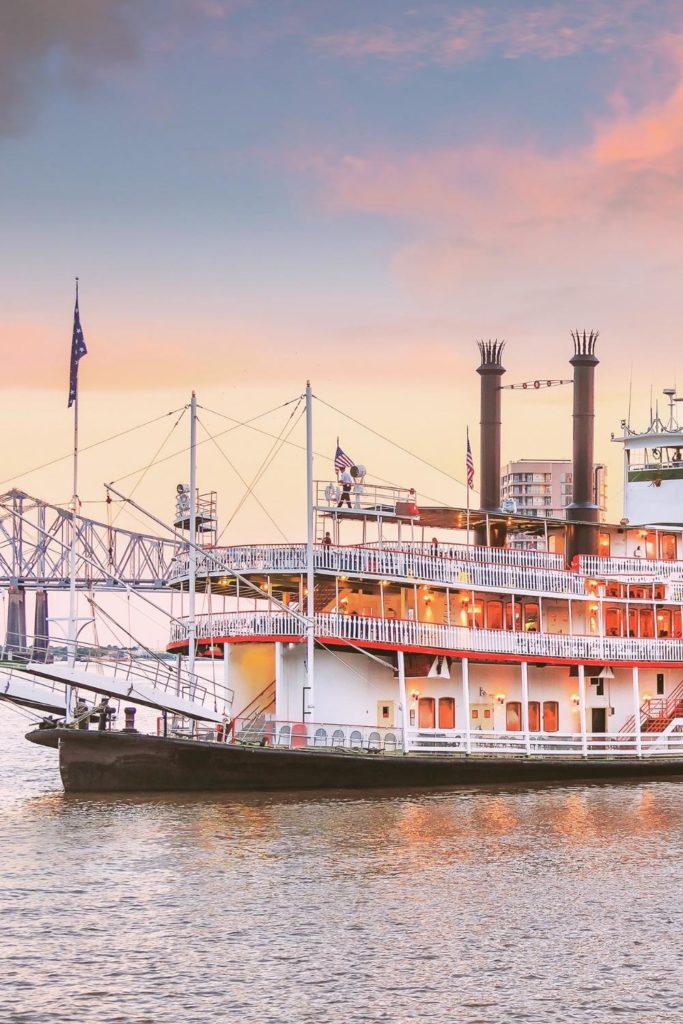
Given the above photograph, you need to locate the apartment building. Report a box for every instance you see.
[500,458,607,529]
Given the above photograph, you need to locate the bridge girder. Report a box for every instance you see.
[0,490,179,591]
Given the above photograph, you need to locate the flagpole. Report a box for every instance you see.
[466,472,470,548]
[466,426,471,548]
[305,382,315,719]
[66,277,80,721]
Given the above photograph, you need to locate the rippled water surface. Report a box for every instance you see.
[2,708,683,1023]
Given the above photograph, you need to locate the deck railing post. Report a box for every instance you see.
[632,666,642,757]
[578,664,588,757]
[462,657,471,755]
[397,649,409,753]
[521,661,531,754]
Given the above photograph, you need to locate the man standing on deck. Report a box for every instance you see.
[337,467,352,508]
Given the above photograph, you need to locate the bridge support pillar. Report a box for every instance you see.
[6,586,27,659]
[33,590,49,663]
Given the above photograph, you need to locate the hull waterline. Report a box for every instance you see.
[25,728,683,794]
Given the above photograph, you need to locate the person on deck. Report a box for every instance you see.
[337,468,352,508]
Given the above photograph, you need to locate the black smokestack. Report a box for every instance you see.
[475,339,506,547]
[566,329,600,562]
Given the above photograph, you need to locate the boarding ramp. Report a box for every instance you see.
[0,667,67,715]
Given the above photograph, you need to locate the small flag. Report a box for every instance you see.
[68,282,87,408]
[334,439,354,474]
[466,428,475,490]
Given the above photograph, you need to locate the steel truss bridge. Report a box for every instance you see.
[0,489,178,591]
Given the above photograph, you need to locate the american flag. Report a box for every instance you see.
[466,428,475,489]
[68,284,87,408]
[334,441,354,474]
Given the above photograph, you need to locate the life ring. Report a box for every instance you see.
[324,483,336,502]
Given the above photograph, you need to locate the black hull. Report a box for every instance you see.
[25,728,683,793]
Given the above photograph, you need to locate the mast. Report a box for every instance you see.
[66,277,83,721]
[187,391,197,684]
[305,381,315,717]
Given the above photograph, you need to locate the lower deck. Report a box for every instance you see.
[190,638,683,760]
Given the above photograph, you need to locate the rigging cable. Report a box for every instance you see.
[109,397,302,486]
[218,399,305,541]
[313,394,468,490]
[196,415,290,543]
[0,407,187,489]
[200,401,458,507]
[109,407,188,527]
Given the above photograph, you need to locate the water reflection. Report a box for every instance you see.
[2,710,683,1023]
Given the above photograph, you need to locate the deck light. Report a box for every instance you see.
[496,694,505,705]
[410,689,420,701]
[571,694,580,706]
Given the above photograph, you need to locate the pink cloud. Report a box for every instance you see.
[300,35,683,301]
[315,2,683,66]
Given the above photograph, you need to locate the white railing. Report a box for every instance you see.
[578,554,683,578]
[171,611,304,644]
[27,642,233,711]
[169,544,307,580]
[171,543,585,597]
[368,540,565,571]
[231,716,403,752]
[315,480,416,514]
[407,728,683,757]
[172,610,683,664]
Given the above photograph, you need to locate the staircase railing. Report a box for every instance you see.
[620,679,683,733]
[229,679,276,741]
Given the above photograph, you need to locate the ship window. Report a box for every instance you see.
[505,602,521,630]
[673,610,682,638]
[605,581,621,598]
[598,533,610,556]
[506,702,522,731]
[605,607,622,636]
[471,602,484,629]
[486,601,503,630]
[438,697,455,729]
[656,610,671,637]
[523,602,539,631]
[418,697,436,729]
[528,701,541,732]
[661,534,677,561]
[657,673,665,696]
[543,701,559,732]
[639,609,654,638]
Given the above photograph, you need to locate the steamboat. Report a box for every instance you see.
[24,332,683,791]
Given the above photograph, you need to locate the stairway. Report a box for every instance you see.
[231,679,276,742]
[313,580,338,612]
[620,680,683,734]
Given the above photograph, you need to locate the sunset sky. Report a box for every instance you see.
[3,0,683,544]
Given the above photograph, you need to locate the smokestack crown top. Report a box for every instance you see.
[570,329,599,366]
[477,339,506,374]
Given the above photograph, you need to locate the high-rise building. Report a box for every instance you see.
[500,459,607,521]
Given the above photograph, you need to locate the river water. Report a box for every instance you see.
[1,706,682,1024]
